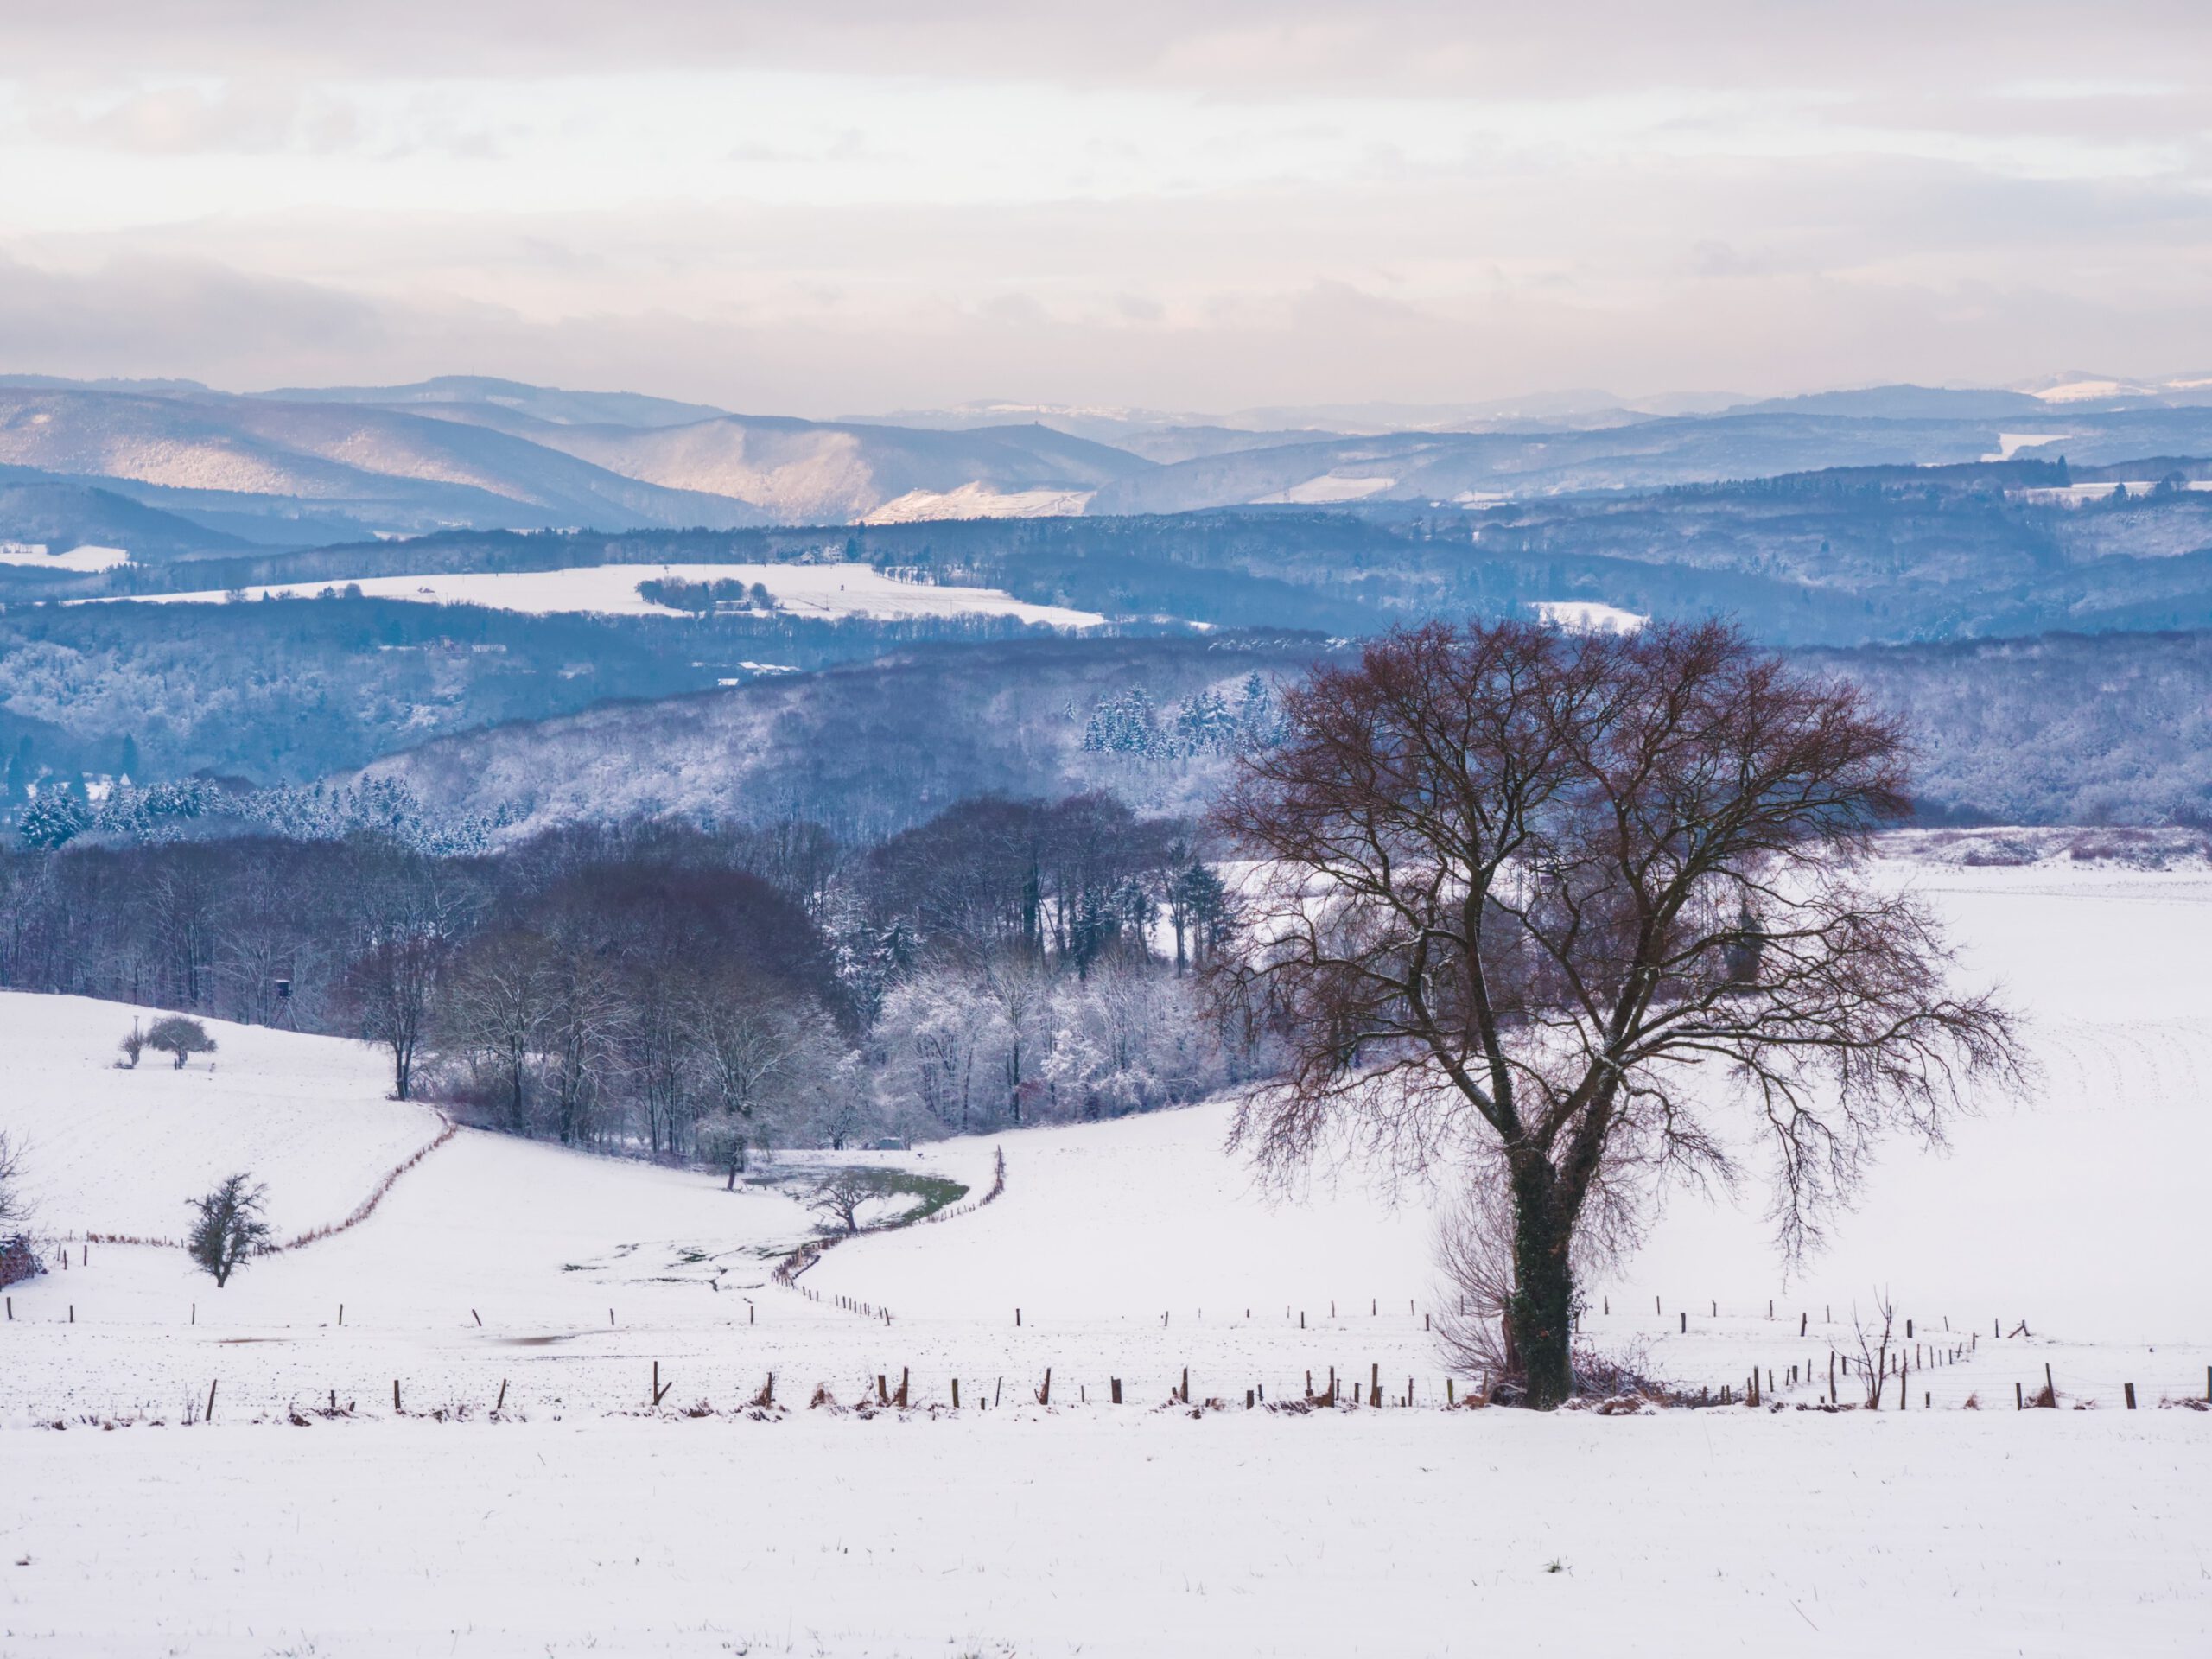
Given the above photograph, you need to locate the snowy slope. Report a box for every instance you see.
[810,862,2212,1357]
[3,993,442,1242]
[4,865,2212,1654]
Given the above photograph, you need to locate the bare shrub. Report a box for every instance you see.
[1850,1293,1899,1408]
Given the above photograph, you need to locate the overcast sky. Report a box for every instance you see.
[2,2,2207,416]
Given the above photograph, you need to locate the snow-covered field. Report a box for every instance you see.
[5,995,442,1243]
[1254,474,1397,504]
[1531,599,1647,633]
[0,543,131,572]
[860,482,1096,522]
[3,861,2210,1655]
[79,562,1105,626]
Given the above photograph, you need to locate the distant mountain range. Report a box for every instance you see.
[3,369,2212,558]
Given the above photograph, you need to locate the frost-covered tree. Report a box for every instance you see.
[1082,689,1160,757]
[16,786,90,850]
[1042,963,1217,1119]
[145,1014,216,1069]
[186,1173,271,1287]
[876,966,996,1133]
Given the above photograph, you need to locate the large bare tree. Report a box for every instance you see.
[1208,619,2024,1408]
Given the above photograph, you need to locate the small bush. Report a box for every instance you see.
[147,1016,217,1070]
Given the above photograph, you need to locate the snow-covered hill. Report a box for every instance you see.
[336,636,1325,838]
[3,994,442,1243]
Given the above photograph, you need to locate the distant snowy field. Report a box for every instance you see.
[81,561,1106,626]
[0,542,133,571]
[3,859,2210,1655]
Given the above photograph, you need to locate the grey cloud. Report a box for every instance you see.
[8,242,2209,418]
[10,3,2208,99]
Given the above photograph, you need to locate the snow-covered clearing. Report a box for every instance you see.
[3,861,2210,1654]
[1531,599,1646,632]
[78,562,1105,626]
[9,1412,2205,1657]
[0,543,130,571]
[1254,474,1397,504]
[860,482,1096,522]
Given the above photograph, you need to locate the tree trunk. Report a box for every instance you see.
[1508,1161,1577,1409]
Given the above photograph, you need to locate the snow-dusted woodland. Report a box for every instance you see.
[2,857,2209,1655]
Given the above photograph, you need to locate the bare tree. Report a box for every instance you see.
[442,931,551,1131]
[978,948,1051,1122]
[540,944,620,1147]
[807,1169,877,1236]
[1208,619,2024,1408]
[337,851,472,1102]
[340,930,444,1099]
[690,976,820,1185]
[1849,1293,1900,1408]
[186,1173,272,1287]
[0,1128,28,1234]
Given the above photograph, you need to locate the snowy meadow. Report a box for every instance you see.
[2,858,2209,1656]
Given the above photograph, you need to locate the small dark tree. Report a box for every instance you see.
[0,1128,27,1234]
[118,1021,146,1069]
[186,1173,272,1287]
[1208,619,2024,1408]
[145,1015,217,1070]
[807,1170,876,1236]
[696,1115,754,1192]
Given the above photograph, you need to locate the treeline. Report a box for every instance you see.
[0,791,1238,1166]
